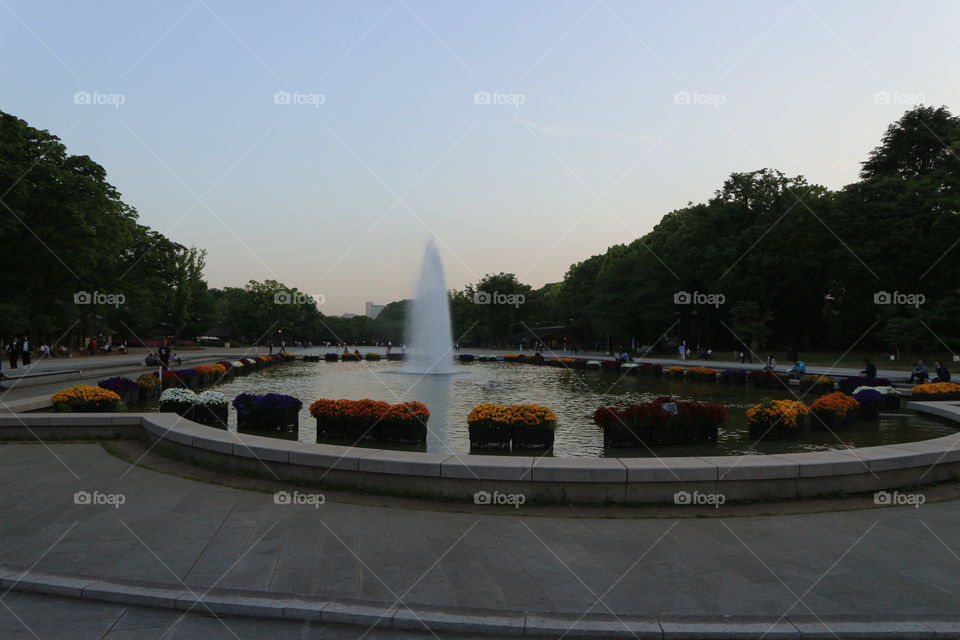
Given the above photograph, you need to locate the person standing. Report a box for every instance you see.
[6,338,19,369]
[20,336,31,366]
[157,340,171,370]
[268,341,274,355]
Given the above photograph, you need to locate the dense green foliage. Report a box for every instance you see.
[3,106,958,355]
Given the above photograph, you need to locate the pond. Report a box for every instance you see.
[148,360,956,457]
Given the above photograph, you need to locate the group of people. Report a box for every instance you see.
[143,341,179,369]
[910,360,951,384]
[4,337,33,369]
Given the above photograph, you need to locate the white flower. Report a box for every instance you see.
[231,361,245,367]
[160,388,198,403]
[852,385,900,396]
[196,391,227,407]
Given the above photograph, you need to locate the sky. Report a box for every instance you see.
[3,0,959,315]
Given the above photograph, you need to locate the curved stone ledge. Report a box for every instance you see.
[0,564,956,638]
[4,405,960,504]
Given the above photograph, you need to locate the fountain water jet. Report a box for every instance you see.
[400,239,457,375]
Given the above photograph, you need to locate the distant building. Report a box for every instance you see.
[364,302,385,319]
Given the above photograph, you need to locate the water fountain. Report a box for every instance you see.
[402,239,456,374]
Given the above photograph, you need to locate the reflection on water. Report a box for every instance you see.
[155,361,957,457]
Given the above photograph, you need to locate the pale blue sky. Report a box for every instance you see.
[3,0,958,314]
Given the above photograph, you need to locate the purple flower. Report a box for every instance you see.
[98,376,139,393]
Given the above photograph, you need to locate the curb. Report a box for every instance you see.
[1,565,957,638]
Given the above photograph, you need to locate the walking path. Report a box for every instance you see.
[3,443,960,638]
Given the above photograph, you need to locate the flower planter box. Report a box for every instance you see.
[111,389,137,405]
[649,423,687,444]
[315,418,344,438]
[749,418,803,440]
[365,354,381,361]
[237,408,300,430]
[857,403,881,420]
[138,387,161,402]
[192,405,228,428]
[341,355,360,362]
[386,353,407,361]
[810,411,856,432]
[339,421,376,442]
[916,393,960,402]
[882,395,901,410]
[684,420,719,443]
[376,422,427,444]
[468,424,512,449]
[512,427,554,450]
[324,354,340,362]
[601,424,648,448]
[159,401,193,419]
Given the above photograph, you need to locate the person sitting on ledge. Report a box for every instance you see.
[932,360,951,383]
[860,358,877,379]
[785,360,806,380]
[763,354,777,371]
[910,360,929,384]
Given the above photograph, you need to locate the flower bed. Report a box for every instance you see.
[232,393,302,430]
[838,376,891,395]
[386,352,407,361]
[748,369,790,389]
[686,366,718,382]
[799,375,835,395]
[746,398,808,439]
[136,373,161,401]
[911,382,960,401]
[341,353,360,362]
[98,376,139,405]
[810,392,860,431]
[467,404,557,450]
[192,391,228,427]
[853,385,901,410]
[310,398,430,443]
[365,353,381,361]
[159,388,197,419]
[665,365,685,379]
[852,388,884,420]
[593,396,726,447]
[52,385,123,413]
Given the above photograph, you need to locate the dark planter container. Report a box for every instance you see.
[749,418,804,440]
[339,420,375,443]
[67,403,119,413]
[602,423,648,448]
[458,354,475,362]
[857,403,881,420]
[237,408,300,430]
[138,386,161,402]
[386,353,407,361]
[342,354,360,362]
[159,401,193,419]
[649,423,687,444]
[184,376,199,390]
[512,427,554,450]
[111,389,138,405]
[365,354,381,361]
[468,424,512,449]
[811,411,855,432]
[239,425,298,440]
[684,420,719,443]
[324,354,340,362]
[192,404,228,427]
[376,422,427,444]
[882,395,901,410]
[303,355,321,362]
[315,418,344,438]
